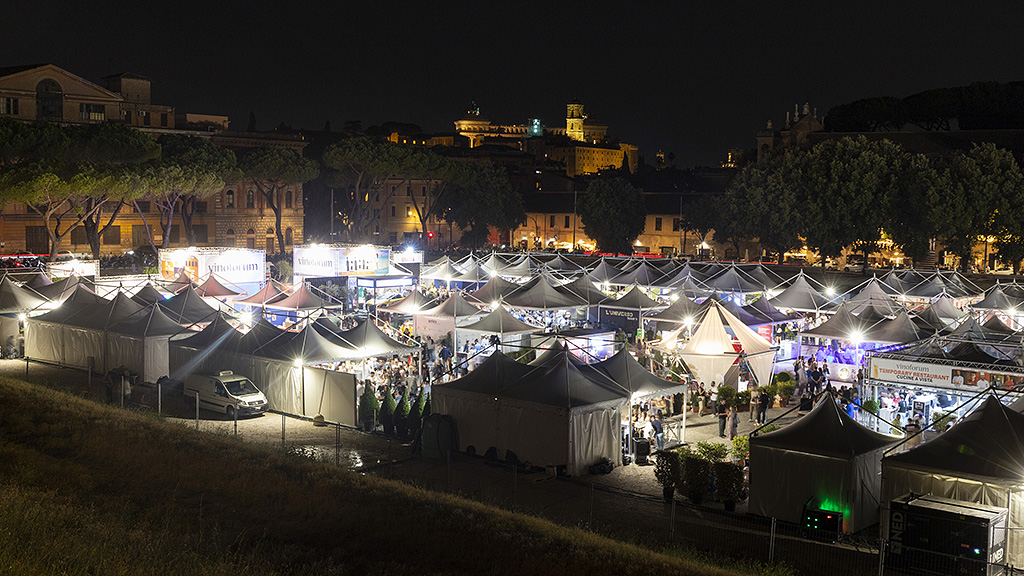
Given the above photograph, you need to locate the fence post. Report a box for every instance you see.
[446,449,451,492]
[195,391,199,429]
[589,482,595,530]
[877,541,885,576]
[233,403,238,435]
[281,413,286,449]
[120,375,125,408]
[769,517,777,563]
[512,465,517,511]
[157,381,162,415]
[335,424,341,467]
[669,499,676,539]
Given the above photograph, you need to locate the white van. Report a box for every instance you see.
[183,371,268,418]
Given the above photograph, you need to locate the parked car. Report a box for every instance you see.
[183,370,268,418]
[844,255,866,273]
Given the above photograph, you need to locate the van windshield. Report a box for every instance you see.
[224,378,260,396]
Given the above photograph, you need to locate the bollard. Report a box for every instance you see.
[195,391,200,429]
[234,403,238,435]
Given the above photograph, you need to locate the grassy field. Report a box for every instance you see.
[0,375,766,576]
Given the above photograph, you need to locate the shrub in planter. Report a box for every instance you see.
[358,385,380,431]
[408,392,427,437]
[395,394,411,437]
[932,410,955,432]
[736,389,751,409]
[757,423,782,435]
[730,435,750,463]
[380,389,397,435]
[682,452,712,505]
[713,461,746,511]
[862,399,880,415]
[654,450,683,501]
[776,381,796,406]
[695,439,729,463]
[718,384,737,408]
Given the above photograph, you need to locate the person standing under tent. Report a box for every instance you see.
[749,387,759,422]
[716,401,728,438]
[757,387,771,424]
[710,381,719,415]
[697,382,707,416]
[650,414,664,451]
[728,405,739,440]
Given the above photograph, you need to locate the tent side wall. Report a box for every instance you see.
[750,445,881,532]
[64,326,104,371]
[106,333,144,380]
[569,406,622,476]
[431,387,499,455]
[301,367,357,427]
[881,463,1024,565]
[25,320,62,366]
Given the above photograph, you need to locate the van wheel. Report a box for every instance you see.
[226,406,235,419]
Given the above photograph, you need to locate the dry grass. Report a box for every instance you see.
[0,375,756,576]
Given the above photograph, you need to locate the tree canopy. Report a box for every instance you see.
[239,147,318,254]
[579,178,646,254]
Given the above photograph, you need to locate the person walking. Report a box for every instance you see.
[757,387,770,424]
[748,389,758,422]
[716,401,728,437]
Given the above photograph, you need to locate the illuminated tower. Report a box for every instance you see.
[566,99,585,141]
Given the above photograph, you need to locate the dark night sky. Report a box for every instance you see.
[4,2,1024,167]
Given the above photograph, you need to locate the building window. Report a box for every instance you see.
[564,215,571,229]
[391,206,396,217]
[373,209,380,219]
[550,215,556,228]
[135,201,150,213]
[421,186,426,196]
[123,110,131,123]
[672,218,682,232]
[160,113,168,127]
[168,225,180,244]
[390,186,396,195]
[25,226,48,254]
[0,97,18,116]
[132,225,149,247]
[195,201,208,213]
[225,190,235,208]
[102,226,121,245]
[142,111,150,126]
[226,229,236,247]
[246,190,255,209]
[407,206,413,218]
[406,186,411,196]
[35,79,62,121]
[285,228,293,246]
[389,232,398,243]
[284,191,292,209]
[71,227,87,245]
[655,217,663,231]
[246,229,255,249]
[193,225,208,244]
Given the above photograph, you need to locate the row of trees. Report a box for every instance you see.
[0,121,526,258]
[716,136,1024,272]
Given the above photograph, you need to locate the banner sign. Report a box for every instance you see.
[159,248,265,291]
[293,244,390,280]
[868,356,1024,392]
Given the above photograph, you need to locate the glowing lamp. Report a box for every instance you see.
[294,358,303,368]
[825,287,836,297]
[17,313,27,322]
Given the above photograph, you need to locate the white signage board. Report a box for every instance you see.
[49,259,99,278]
[159,248,266,293]
[293,244,390,282]
[868,357,952,388]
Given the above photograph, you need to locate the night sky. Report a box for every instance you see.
[4,2,1024,167]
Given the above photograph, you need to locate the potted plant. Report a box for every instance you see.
[777,380,796,406]
[718,384,737,410]
[380,389,397,435]
[682,450,712,505]
[654,449,682,501]
[695,439,729,463]
[730,435,749,466]
[394,393,411,438]
[713,460,745,512]
[358,385,380,431]
[861,399,880,415]
[736,389,751,411]
[932,410,955,432]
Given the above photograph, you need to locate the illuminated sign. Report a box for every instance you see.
[293,245,390,280]
[158,248,266,289]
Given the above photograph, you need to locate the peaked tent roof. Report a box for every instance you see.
[802,302,886,341]
[589,347,688,398]
[263,324,357,363]
[846,278,904,316]
[378,288,436,314]
[752,393,897,459]
[458,305,539,334]
[451,261,489,284]
[884,396,1024,480]
[869,310,924,345]
[503,276,588,310]
[467,276,522,305]
[263,283,339,311]
[929,295,964,321]
[25,272,53,289]
[558,275,609,306]
[235,280,289,307]
[109,304,185,337]
[130,282,167,306]
[331,320,420,358]
[769,272,834,312]
[586,259,624,283]
[434,350,536,396]
[703,266,764,294]
[168,314,242,349]
[421,260,462,280]
[0,276,47,312]
[972,287,1022,311]
[236,318,292,357]
[420,292,485,318]
[745,295,803,325]
[33,275,95,302]
[195,274,241,299]
[600,285,663,311]
[647,295,707,324]
[608,260,665,287]
[499,355,629,410]
[165,271,196,294]
[72,291,147,330]
[157,285,220,325]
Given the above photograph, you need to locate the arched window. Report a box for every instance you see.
[35,79,63,121]
[225,228,236,247]
[246,228,255,249]
[285,228,294,246]
[246,190,255,209]
[225,190,235,209]
[284,191,293,209]
[266,228,275,254]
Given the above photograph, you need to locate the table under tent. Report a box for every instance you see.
[432,348,631,476]
[881,396,1024,566]
[749,394,899,533]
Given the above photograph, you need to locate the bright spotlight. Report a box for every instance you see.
[825,287,836,296]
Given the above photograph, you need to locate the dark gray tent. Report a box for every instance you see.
[750,395,898,533]
[378,288,436,314]
[458,305,539,335]
[467,276,521,305]
[608,260,665,287]
[0,276,47,312]
[647,295,707,324]
[432,349,628,475]
[235,280,288,307]
[503,276,588,310]
[106,305,186,382]
[158,285,220,325]
[131,282,167,307]
[881,396,1024,564]
[600,285,663,311]
[332,320,419,358]
[559,275,609,306]
[769,272,833,313]
[703,266,764,294]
